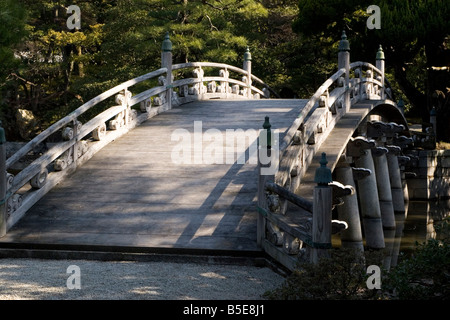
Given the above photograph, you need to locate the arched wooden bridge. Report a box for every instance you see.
[0,32,413,270]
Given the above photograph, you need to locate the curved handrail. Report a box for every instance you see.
[349,61,382,74]
[173,62,265,86]
[6,67,168,170]
[275,60,393,189]
[281,61,388,154]
[7,61,275,170]
[4,59,276,231]
[172,61,276,97]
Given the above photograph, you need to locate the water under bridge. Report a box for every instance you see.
[0,33,415,271]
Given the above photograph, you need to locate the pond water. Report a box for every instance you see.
[398,200,450,250]
[333,199,449,269]
[383,200,449,269]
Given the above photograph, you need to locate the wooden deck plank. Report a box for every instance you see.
[1,99,307,252]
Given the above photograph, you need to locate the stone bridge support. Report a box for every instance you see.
[334,158,365,252]
[335,117,412,260]
[347,137,385,249]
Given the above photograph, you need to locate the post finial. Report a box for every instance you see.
[244,46,252,61]
[314,153,332,185]
[262,116,271,149]
[263,116,271,130]
[338,30,350,52]
[376,44,385,60]
[161,31,172,52]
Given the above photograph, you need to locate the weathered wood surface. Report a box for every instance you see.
[0,99,306,252]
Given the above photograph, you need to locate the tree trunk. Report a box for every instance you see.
[425,41,450,141]
[393,64,427,123]
[77,46,84,78]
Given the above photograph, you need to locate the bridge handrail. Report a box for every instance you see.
[171,61,274,98]
[6,60,273,174]
[6,67,168,170]
[270,55,388,198]
[349,61,382,75]
[280,68,347,153]
[3,67,172,229]
[259,56,394,269]
[3,56,275,232]
[280,61,386,154]
[172,62,267,86]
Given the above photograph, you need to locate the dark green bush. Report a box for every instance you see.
[265,223,449,300]
[264,248,381,300]
[383,238,449,300]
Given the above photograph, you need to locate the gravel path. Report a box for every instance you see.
[0,258,285,300]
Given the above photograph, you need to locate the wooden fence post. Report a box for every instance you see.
[375,45,385,99]
[311,152,333,264]
[338,31,350,111]
[243,46,252,99]
[257,116,273,247]
[0,123,7,237]
[161,32,173,109]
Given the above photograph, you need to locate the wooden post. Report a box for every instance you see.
[243,46,252,99]
[375,45,385,99]
[338,31,350,111]
[257,116,273,247]
[0,123,7,237]
[161,32,173,109]
[311,152,333,264]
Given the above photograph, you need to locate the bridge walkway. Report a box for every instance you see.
[0,99,307,254]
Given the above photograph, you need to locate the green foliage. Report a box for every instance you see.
[265,219,450,300]
[293,0,450,139]
[383,237,450,300]
[0,0,27,82]
[264,248,380,300]
[0,0,28,135]
[4,0,448,140]
[1,0,303,140]
[101,0,268,73]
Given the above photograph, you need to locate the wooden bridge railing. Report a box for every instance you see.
[0,33,273,236]
[276,35,391,195]
[171,61,271,101]
[1,67,168,233]
[257,32,394,270]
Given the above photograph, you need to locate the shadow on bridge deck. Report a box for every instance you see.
[0,99,306,258]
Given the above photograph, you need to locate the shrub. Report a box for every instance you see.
[382,238,449,300]
[264,248,381,300]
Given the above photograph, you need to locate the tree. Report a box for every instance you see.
[0,0,27,82]
[293,0,450,140]
[100,0,268,75]
[1,0,107,139]
[0,0,28,134]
